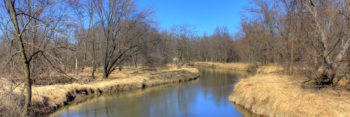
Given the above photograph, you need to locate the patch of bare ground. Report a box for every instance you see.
[229,74,350,117]
[0,65,200,117]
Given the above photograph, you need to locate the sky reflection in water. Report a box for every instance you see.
[51,67,254,117]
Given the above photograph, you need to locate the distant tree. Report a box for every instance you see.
[170,23,197,68]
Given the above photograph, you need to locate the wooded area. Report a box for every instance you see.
[236,0,350,86]
[1,0,350,116]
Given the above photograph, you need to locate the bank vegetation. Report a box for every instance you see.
[2,0,350,116]
[227,0,350,116]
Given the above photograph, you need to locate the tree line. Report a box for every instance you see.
[2,0,349,116]
[0,0,241,116]
[234,0,350,86]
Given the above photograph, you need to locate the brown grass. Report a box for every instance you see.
[229,74,350,117]
[256,65,284,74]
[0,65,200,116]
[194,62,252,70]
[194,62,284,74]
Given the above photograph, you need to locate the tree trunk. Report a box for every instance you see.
[291,37,294,74]
[7,1,31,116]
[22,59,31,117]
[92,40,96,78]
[103,41,108,78]
[82,54,86,72]
[103,67,108,78]
[134,57,137,68]
[82,39,88,72]
[177,49,181,69]
[76,57,78,75]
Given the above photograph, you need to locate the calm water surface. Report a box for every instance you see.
[50,67,257,117]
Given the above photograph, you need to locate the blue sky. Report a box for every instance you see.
[138,0,250,36]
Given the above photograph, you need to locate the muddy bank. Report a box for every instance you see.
[6,67,200,116]
[228,74,350,117]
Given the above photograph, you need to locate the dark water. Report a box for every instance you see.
[50,67,257,117]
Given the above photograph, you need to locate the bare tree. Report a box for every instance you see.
[301,0,350,84]
[170,23,197,68]
[94,0,155,78]
[233,0,350,85]
[0,0,73,116]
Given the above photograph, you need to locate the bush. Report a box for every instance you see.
[143,54,164,68]
[246,64,258,75]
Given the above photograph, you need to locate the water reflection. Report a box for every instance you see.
[50,67,257,117]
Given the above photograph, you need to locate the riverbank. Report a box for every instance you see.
[0,66,200,116]
[230,74,350,117]
[193,62,284,74]
[50,82,198,116]
[194,62,350,117]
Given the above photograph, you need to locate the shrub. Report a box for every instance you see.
[143,54,164,68]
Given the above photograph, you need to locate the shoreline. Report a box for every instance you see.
[193,62,284,74]
[15,67,200,116]
[49,81,201,116]
[228,74,350,117]
[193,62,250,71]
[194,62,350,117]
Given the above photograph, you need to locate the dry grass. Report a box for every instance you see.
[194,62,284,74]
[194,62,252,70]
[196,62,350,116]
[230,102,262,117]
[0,65,200,116]
[229,74,350,117]
[256,65,284,74]
[0,78,24,117]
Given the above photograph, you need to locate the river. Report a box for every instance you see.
[50,67,258,117]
